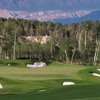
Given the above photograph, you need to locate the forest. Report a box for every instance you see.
[0,18,100,65]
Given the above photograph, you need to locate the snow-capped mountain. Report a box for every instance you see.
[0,9,92,21]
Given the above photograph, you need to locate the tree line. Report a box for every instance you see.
[0,18,100,65]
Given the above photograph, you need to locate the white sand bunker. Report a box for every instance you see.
[97,69,100,71]
[92,73,100,77]
[38,89,46,92]
[62,82,75,86]
[92,69,100,77]
[0,84,3,89]
[27,62,46,68]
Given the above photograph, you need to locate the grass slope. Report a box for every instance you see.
[0,84,100,100]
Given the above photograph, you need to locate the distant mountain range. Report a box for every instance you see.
[0,0,100,23]
[0,0,100,12]
[54,10,100,24]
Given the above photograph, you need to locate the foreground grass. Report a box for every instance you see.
[0,84,100,100]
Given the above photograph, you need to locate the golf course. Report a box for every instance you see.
[0,0,100,99]
[0,59,100,100]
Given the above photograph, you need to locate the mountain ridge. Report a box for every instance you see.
[53,10,100,24]
[0,8,93,21]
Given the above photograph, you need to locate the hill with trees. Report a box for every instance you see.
[0,18,100,65]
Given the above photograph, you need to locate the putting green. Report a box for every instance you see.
[0,66,84,80]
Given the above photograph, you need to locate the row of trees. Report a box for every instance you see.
[0,18,100,65]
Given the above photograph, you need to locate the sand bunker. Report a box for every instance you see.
[62,82,75,86]
[27,62,46,68]
[91,69,100,77]
[97,69,100,71]
[92,73,100,77]
[38,90,46,92]
[0,84,3,89]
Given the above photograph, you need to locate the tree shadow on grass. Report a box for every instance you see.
[0,61,20,66]
[45,60,52,66]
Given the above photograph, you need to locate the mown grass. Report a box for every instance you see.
[0,59,100,100]
[0,59,85,94]
[0,59,85,81]
[0,66,83,80]
[78,67,100,83]
[0,84,100,100]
